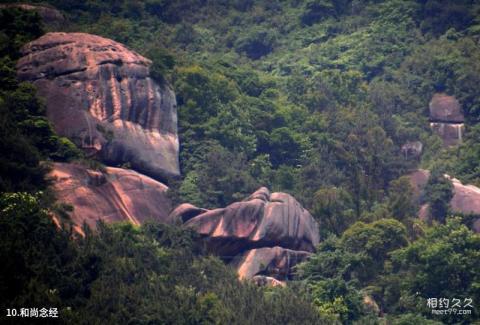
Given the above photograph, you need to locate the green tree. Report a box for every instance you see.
[234,27,277,60]
[387,176,417,224]
[312,186,356,237]
[0,192,76,311]
[423,168,453,223]
[390,217,480,323]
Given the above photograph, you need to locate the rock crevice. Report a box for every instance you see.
[50,162,173,232]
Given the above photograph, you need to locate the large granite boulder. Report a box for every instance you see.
[171,187,320,280]
[169,203,208,223]
[429,93,465,146]
[175,187,320,257]
[408,169,480,232]
[429,93,464,123]
[449,177,480,216]
[17,33,179,180]
[50,162,172,234]
[429,122,464,146]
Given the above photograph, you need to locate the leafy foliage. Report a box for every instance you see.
[423,168,454,223]
[0,199,325,324]
[2,1,480,323]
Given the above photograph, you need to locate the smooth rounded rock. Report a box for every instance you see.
[429,93,464,123]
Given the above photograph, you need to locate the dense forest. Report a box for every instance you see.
[1,0,480,324]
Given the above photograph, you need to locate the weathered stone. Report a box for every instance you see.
[449,176,480,216]
[176,187,320,257]
[429,93,464,123]
[408,169,480,232]
[429,93,465,146]
[171,187,320,281]
[17,32,179,180]
[49,162,172,234]
[430,122,464,146]
[231,246,311,280]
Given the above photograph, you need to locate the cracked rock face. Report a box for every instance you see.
[429,93,464,123]
[17,32,179,180]
[50,162,173,234]
[408,169,480,233]
[170,187,319,280]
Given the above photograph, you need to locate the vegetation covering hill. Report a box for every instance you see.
[0,0,480,324]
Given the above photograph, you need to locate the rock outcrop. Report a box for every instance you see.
[429,93,465,146]
[408,169,480,232]
[17,33,179,180]
[429,93,464,123]
[170,187,320,281]
[50,162,172,234]
[175,187,319,256]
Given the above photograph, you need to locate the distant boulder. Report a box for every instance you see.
[429,93,464,123]
[176,187,320,257]
[17,32,179,180]
[169,203,208,223]
[429,122,465,146]
[408,169,480,232]
[171,187,320,280]
[50,162,173,234]
[429,93,465,146]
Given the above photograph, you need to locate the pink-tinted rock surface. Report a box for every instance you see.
[449,177,480,216]
[429,93,464,123]
[171,187,319,280]
[428,93,465,146]
[169,203,208,223]
[408,169,480,232]
[430,122,464,146]
[232,246,311,280]
[251,275,286,287]
[17,33,179,179]
[176,187,320,257]
[50,162,172,232]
